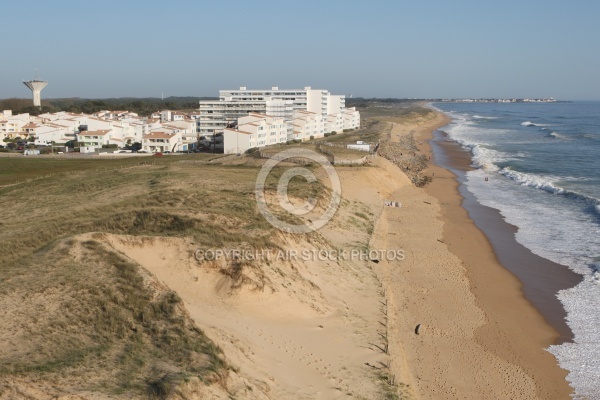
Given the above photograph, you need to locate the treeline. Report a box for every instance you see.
[0,96,217,116]
[346,97,430,108]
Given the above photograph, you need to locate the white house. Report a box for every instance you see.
[142,131,181,153]
[77,130,113,146]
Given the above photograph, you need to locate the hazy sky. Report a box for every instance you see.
[2,0,599,100]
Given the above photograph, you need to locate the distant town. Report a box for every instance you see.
[437,97,557,103]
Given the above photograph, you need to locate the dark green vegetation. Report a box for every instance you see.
[0,96,217,116]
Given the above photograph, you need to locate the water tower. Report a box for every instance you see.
[23,76,48,109]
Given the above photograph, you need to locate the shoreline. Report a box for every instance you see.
[374,109,574,398]
[428,128,581,342]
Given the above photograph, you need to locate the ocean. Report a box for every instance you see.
[431,101,600,398]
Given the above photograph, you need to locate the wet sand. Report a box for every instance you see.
[429,129,582,342]
[376,109,575,398]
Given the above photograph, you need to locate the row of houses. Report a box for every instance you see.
[1,86,360,155]
[223,107,360,154]
[0,109,201,153]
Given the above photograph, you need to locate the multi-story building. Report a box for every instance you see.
[291,111,326,142]
[199,86,346,136]
[223,113,288,154]
[342,107,361,130]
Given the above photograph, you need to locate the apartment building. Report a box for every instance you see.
[342,107,361,130]
[291,111,326,142]
[223,113,288,154]
[199,86,345,136]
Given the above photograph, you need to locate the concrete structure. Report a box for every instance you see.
[291,111,326,141]
[325,113,344,134]
[23,80,48,109]
[223,113,288,154]
[199,87,346,136]
[342,107,361,130]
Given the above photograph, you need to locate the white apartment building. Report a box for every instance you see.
[223,113,288,154]
[325,113,344,134]
[291,111,326,141]
[199,86,346,136]
[342,107,361,130]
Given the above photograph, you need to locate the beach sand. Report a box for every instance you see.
[367,110,573,399]
[60,110,574,399]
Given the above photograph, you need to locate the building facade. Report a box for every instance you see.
[199,86,346,136]
[223,113,288,154]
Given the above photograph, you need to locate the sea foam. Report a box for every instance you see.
[521,121,550,127]
[435,103,600,398]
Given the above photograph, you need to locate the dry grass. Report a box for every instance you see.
[0,238,226,397]
[0,103,428,397]
[0,156,330,397]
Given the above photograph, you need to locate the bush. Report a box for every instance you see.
[293,139,301,144]
[0,148,10,153]
[331,131,337,135]
[245,147,258,155]
[102,144,118,148]
[324,133,331,137]
[309,135,314,140]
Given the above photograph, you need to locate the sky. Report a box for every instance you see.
[2,0,599,100]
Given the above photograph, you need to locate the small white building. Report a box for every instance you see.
[77,130,113,146]
[142,131,181,153]
[223,113,288,154]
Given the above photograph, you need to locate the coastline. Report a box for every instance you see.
[428,128,582,342]
[372,109,574,398]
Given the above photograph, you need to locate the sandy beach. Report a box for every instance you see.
[0,107,579,399]
[368,109,574,399]
[93,109,575,399]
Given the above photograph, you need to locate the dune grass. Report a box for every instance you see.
[0,155,329,397]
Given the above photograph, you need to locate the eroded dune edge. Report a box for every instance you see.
[0,107,572,399]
